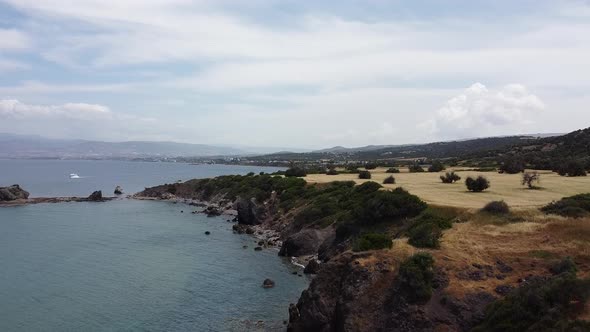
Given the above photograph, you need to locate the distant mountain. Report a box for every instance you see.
[0,133,247,159]
[312,145,400,153]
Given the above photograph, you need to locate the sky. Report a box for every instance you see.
[0,0,589,149]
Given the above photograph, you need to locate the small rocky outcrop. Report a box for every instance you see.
[203,205,222,217]
[279,229,333,257]
[0,184,30,201]
[304,260,321,274]
[87,191,103,201]
[262,279,275,288]
[114,186,123,195]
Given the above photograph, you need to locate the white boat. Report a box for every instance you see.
[69,173,81,179]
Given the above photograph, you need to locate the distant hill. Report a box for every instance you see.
[0,133,247,159]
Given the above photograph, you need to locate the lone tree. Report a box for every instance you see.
[440,172,461,183]
[364,163,378,170]
[466,176,490,192]
[358,170,372,179]
[522,171,541,189]
[386,167,400,173]
[428,160,445,172]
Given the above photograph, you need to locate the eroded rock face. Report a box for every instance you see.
[0,185,30,201]
[279,228,333,257]
[304,260,320,274]
[237,198,260,225]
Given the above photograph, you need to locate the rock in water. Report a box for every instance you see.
[237,198,260,225]
[87,191,103,201]
[262,279,275,288]
[0,184,30,201]
[114,186,123,195]
[205,231,211,235]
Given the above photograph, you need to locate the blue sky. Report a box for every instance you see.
[0,0,589,148]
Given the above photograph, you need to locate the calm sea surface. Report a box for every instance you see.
[0,160,306,331]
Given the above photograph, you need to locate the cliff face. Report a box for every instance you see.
[287,251,494,332]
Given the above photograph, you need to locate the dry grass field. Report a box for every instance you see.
[305,167,590,210]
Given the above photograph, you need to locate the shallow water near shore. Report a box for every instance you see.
[0,200,309,331]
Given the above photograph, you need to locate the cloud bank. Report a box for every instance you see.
[426,83,545,139]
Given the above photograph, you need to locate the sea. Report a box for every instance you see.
[0,159,308,331]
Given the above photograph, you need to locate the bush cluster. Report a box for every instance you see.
[473,259,590,331]
[358,170,371,179]
[440,172,461,183]
[386,167,400,173]
[354,187,427,225]
[383,175,396,184]
[541,193,590,218]
[427,160,445,172]
[482,200,510,214]
[466,176,490,192]
[397,253,435,303]
[408,222,442,248]
[352,233,392,252]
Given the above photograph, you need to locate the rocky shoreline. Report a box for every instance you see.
[0,185,115,206]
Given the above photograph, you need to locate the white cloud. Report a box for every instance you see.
[425,83,545,139]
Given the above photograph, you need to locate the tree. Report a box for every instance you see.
[440,172,461,183]
[386,167,400,173]
[364,163,378,170]
[466,176,490,192]
[557,161,587,177]
[521,171,540,189]
[428,160,445,172]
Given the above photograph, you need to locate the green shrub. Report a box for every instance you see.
[482,200,510,214]
[408,222,442,248]
[413,210,454,230]
[358,170,371,179]
[466,176,490,192]
[352,233,392,252]
[408,164,425,173]
[440,172,461,183]
[397,253,435,303]
[383,175,396,184]
[354,188,427,225]
[344,164,360,173]
[541,193,590,218]
[285,167,307,177]
[550,257,578,275]
[386,167,400,173]
[473,269,590,331]
[428,160,445,172]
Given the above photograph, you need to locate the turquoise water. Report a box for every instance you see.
[0,161,306,331]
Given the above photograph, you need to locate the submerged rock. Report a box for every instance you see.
[0,184,29,201]
[205,231,211,235]
[262,279,275,288]
[114,186,123,195]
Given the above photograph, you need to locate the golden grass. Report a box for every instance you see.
[305,167,590,210]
